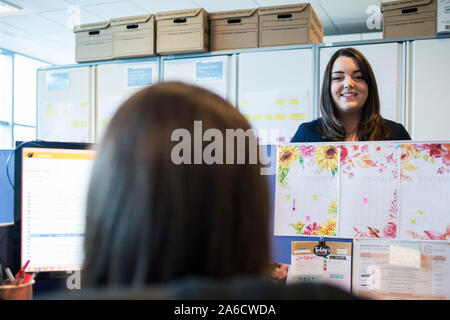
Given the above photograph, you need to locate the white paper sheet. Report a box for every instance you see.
[339,143,401,238]
[399,143,450,240]
[274,144,339,236]
[352,239,449,299]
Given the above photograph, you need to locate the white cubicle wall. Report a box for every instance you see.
[36,37,450,144]
[37,66,95,143]
[96,59,160,142]
[238,47,315,144]
[162,54,237,105]
[410,38,450,141]
[320,43,404,124]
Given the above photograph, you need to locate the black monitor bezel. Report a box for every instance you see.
[13,140,95,279]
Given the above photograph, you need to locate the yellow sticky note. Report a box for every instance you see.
[275,114,286,120]
[243,115,250,121]
[418,210,423,216]
[252,114,262,121]
[45,105,54,109]
[411,219,416,225]
[101,119,109,125]
[241,101,248,107]
[313,194,318,200]
[285,195,290,200]
[289,113,306,120]
[45,111,52,116]
[276,99,285,105]
[265,115,273,120]
[289,99,299,105]
[80,102,88,107]
[80,121,87,127]
[70,121,79,127]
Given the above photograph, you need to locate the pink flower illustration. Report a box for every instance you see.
[383,222,397,238]
[424,230,444,240]
[304,222,320,235]
[361,145,369,153]
[298,145,316,158]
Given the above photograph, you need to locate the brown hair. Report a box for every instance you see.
[320,47,390,141]
[83,82,270,288]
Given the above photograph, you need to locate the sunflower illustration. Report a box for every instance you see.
[314,145,338,175]
[328,199,338,216]
[278,146,300,170]
[318,217,337,236]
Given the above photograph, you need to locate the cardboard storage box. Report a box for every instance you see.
[155,8,209,55]
[111,14,156,59]
[381,0,440,38]
[74,21,112,62]
[209,9,258,51]
[258,3,323,47]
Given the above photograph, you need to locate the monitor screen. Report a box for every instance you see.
[14,141,95,274]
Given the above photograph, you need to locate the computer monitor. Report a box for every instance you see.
[13,141,96,275]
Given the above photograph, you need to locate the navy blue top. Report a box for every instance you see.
[291,118,411,143]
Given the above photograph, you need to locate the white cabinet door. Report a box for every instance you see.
[96,59,160,142]
[238,48,314,144]
[411,38,450,140]
[163,55,236,105]
[37,66,94,142]
[320,43,404,124]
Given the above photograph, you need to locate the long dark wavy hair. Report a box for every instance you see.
[320,47,390,141]
[82,82,270,288]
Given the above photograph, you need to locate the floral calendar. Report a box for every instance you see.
[273,142,450,241]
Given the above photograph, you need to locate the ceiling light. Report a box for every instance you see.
[0,0,23,15]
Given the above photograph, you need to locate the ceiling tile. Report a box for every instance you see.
[254,0,300,7]
[10,0,73,13]
[130,0,198,13]
[0,14,68,35]
[39,8,103,28]
[83,1,149,19]
[65,0,118,5]
[41,31,75,49]
[0,20,31,37]
[318,0,381,23]
[194,0,257,12]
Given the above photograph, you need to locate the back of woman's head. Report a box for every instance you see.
[83,82,270,288]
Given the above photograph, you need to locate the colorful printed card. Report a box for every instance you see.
[339,143,401,238]
[274,145,339,236]
[399,143,450,240]
[287,240,352,293]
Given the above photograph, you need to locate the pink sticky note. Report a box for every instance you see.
[363,197,368,204]
[306,216,311,222]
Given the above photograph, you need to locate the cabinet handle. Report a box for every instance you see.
[402,8,418,14]
[173,18,187,23]
[277,14,292,19]
[126,24,139,29]
[227,19,242,24]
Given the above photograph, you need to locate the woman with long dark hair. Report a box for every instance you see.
[291,47,411,142]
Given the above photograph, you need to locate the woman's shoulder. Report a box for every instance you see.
[383,119,412,141]
[291,118,327,143]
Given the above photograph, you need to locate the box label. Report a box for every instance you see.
[196,61,223,81]
[47,72,70,90]
[127,67,152,87]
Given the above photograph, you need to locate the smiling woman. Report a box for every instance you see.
[291,47,411,143]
